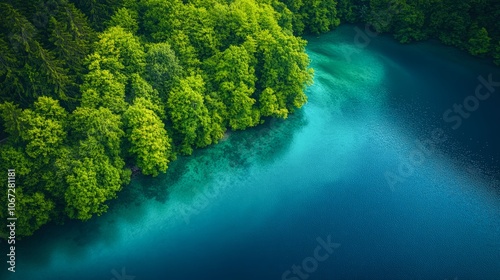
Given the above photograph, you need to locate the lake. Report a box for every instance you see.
[3,24,500,280]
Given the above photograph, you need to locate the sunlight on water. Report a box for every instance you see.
[4,25,500,280]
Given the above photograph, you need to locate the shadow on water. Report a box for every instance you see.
[1,105,307,277]
[0,209,127,275]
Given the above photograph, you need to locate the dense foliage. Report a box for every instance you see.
[0,0,312,238]
[278,0,500,63]
[321,0,499,63]
[0,0,498,238]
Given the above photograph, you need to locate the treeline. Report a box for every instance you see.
[1,0,498,238]
[348,0,500,62]
[279,0,500,64]
[0,0,312,238]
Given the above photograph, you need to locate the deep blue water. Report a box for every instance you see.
[3,25,500,280]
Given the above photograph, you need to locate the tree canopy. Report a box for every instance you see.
[0,0,498,239]
[0,0,312,238]
[326,0,500,60]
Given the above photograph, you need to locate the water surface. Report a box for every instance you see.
[3,25,500,280]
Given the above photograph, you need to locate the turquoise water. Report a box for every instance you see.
[3,25,500,280]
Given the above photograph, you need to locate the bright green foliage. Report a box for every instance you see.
[2,0,499,240]
[167,30,202,71]
[124,98,173,176]
[0,101,67,212]
[253,30,312,118]
[259,87,288,118]
[108,7,139,34]
[0,97,68,163]
[204,45,259,130]
[13,190,55,237]
[19,111,65,160]
[0,146,39,199]
[0,127,58,238]
[0,186,55,238]
[86,52,124,78]
[142,0,184,42]
[211,0,261,49]
[45,146,74,200]
[1,0,498,240]
[71,107,124,158]
[168,75,223,155]
[93,26,146,77]
[0,0,319,239]
[33,96,69,126]
[270,0,294,32]
[129,74,165,119]
[81,68,127,113]
[0,98,69,214]
[64,106,129,220]
[64,155,124,220]
[64,157,101,220]
[181,4,219,60]
[0,146,32,177]
[141,0,198,70]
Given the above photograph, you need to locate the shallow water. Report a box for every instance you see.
[3,25,500,280]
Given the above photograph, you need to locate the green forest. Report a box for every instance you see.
[1,0,499,239]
